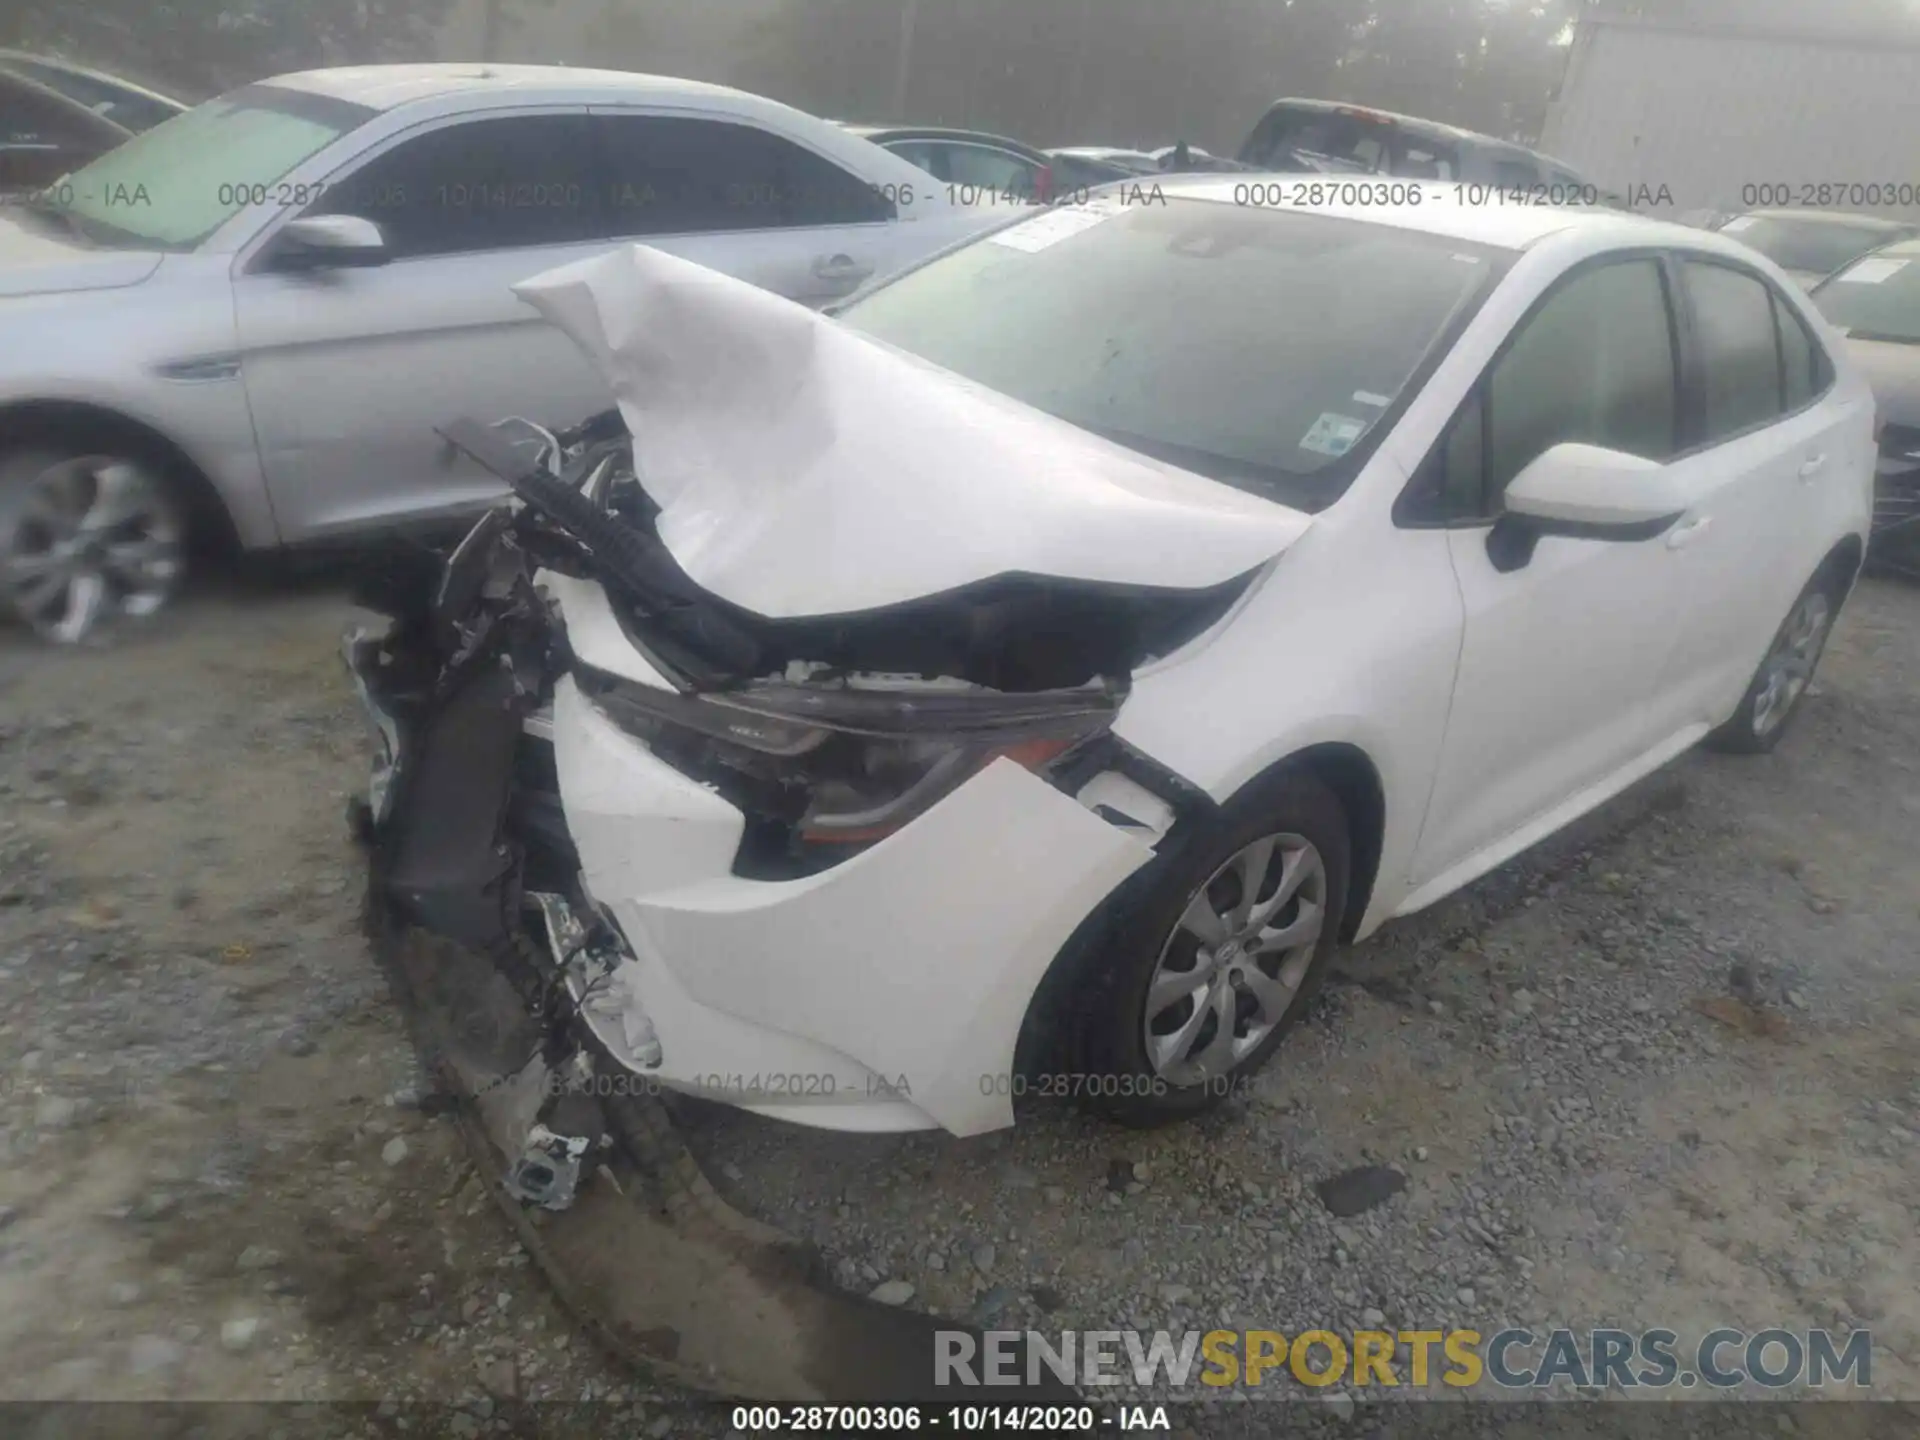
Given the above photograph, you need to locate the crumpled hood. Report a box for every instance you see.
[513,243,1310,620]
[0,216,163,298]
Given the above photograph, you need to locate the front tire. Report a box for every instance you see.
[0,446,188,644]
[1068,767,1350,1127]
[1704,572,1840,755]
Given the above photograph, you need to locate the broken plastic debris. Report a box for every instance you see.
[503,1125,592,1211]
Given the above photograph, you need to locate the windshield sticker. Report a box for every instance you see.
[1353,390,1393,407]
[1837,257,1909,285]
[988,203,1121,253]
[1719,216,1757,233]
[1299,412,1368,457]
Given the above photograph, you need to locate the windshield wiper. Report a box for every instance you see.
[1841,329,1920,347]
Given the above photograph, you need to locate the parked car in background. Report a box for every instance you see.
[843,124,1052,201]
[1237,98,1600,196]
[1716,210,1919,290]
[1148,143,1250,174]
[0,64,1001,643]
[352,183,1871,1135]
[0,67,134,196]
[0,50,187,132]
[1047,146,1164,183]
[1675,208,1736,230]
[1810,239,1920,576]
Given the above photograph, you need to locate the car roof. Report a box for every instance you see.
[264,62,756,112]
[0,48,187,108]
[1736,208,1914,230]
[1251,97,1583,171]
[1159,176,1738,252]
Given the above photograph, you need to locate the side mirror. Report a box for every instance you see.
[1489,442,1685,572]
[267,215,389,272]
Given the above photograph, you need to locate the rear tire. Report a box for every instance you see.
[1704,571,1841,755]
[1066,767,1350,1128]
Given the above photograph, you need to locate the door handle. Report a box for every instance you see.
[1798,453,1828,480]
[812,253,874,283]
[1665,515,1712,550]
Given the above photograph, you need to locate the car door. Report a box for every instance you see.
[1407,255,1696,890]
[232,110,615,541]
[592,110,897,308]
[1648,257,1852,728]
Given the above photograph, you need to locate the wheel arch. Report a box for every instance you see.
[0,398,243,558]
[1014,737,1388,1075]
[1816,531,1866,599]
[1264,741,1386,944]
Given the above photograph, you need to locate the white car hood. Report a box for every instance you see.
[0,216,163,298]
[512,243,1310,619]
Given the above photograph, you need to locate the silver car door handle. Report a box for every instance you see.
[1666,515,1712,550]
[812,253,874,283]
[1798,453,1828,480]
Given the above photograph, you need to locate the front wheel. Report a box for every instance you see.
[1067,768,1350,1127]
[1705,573,1840,755]
[0,447,188,643]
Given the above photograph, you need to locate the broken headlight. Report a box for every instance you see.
[578,668,1120,844]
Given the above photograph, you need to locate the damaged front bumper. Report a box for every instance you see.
[544,670,1158,1135]
[345,609,1167,1136]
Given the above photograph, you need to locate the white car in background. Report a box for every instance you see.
[355,184,1875,1139]
[0,64,996,641]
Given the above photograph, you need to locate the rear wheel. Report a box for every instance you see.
[1705,573,1839,755]
[1068,768,1350,1127]
[0,446,187,643]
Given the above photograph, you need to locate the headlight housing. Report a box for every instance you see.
[577,666,1120,845]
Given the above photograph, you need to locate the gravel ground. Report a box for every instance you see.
[0,574,1917,1430]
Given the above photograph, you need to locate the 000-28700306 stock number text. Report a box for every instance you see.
[1743,182,1920,209]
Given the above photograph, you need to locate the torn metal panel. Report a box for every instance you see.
[512,243,1312,619]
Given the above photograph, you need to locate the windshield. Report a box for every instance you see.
[835,198,1505,510]
[36,82,373,251]
[1812,253,1920,345]
[1719,214,1900,277]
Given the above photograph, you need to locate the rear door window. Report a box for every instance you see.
[1490,155,1543,191]
[1774,293,1830,410]
[942,143,1043,197]
[1682,259,1789,441]
[1392,135,1458,180]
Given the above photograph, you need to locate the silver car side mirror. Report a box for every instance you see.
[270,215,389,272]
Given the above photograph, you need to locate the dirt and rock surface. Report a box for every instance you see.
[1,574,1917,1432]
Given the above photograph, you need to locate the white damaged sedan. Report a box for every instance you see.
[352,180,1874,1138]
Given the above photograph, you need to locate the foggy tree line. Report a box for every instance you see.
[5,0,1917,148]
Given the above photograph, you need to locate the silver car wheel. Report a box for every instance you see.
[1751,589,1832,739]
[1,454,185,644]
[1143,832,1326,1087]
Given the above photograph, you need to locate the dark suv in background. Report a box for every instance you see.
[1238,98,1601,195]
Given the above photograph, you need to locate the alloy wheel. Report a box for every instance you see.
[1142,832,1327,1088]
[1751,589,1832,739]
[1,455,185,643]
